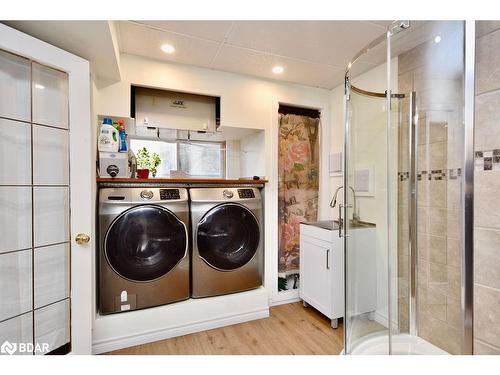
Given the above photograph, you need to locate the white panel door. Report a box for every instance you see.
[0,24,92,354]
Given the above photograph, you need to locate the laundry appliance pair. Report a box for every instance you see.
[98,186,263,314]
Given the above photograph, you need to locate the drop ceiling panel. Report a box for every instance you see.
[132,21,234,42]
[119,21,220,67]
[212,44,343,88]
[225,21,386,67]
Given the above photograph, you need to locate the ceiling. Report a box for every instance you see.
[2,20,395,89]
[3,21,122,81]
[118,21,393,89]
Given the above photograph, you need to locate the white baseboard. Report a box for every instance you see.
[374,311,388,327]
[270,288,300,306]
[92,307,269,354]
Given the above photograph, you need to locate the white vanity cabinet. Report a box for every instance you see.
[299,223,344,328]
[300,221,377,329]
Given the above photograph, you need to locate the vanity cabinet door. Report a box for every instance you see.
[300,235,333,317]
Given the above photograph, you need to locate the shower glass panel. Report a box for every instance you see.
[343,21,470,355]
[343,87,392,354]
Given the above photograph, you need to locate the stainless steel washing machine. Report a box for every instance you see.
[190,187,263,298]
[98,187,190,314]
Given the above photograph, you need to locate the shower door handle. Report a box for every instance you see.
[338,204,343,238]
[338,203,352,238]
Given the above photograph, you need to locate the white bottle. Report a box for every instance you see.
[98,118,119,152]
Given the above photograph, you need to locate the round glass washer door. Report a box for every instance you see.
[197,203,260,271]
[105,205,187,282]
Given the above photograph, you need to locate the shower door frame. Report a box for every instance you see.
[342,20,475,355]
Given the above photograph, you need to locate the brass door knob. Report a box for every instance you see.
[75,233,91,245]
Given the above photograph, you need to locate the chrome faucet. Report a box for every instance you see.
[330,185,360,225]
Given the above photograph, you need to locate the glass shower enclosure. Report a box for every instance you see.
[342,21,474,354]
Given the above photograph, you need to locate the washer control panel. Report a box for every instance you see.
[237,189,255,199]
[160,189,181,200]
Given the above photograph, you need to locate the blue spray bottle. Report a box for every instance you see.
[118,120,128,153]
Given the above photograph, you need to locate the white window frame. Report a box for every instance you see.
[130,136,226,178]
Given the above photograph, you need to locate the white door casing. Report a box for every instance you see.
[0,24,93,354]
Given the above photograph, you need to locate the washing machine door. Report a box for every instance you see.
[197,203,260,271]
[105,205,187,282]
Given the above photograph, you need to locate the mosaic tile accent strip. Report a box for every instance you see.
[399,168,462,182]
[398,171,409,181]
[475,150,500,171]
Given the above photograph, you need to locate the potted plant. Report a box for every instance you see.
[136,147,161,179]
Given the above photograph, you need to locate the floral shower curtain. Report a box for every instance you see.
[278,112,320,276]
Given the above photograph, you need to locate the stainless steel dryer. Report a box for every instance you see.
[98,187,190,314]
[190,187,263,298]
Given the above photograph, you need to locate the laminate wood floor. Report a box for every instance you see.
[107,302,344,355]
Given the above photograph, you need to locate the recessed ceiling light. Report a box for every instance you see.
[272,65,284,74]
[161,44,175,54]
[34,84,45,90]
[434,35,442,44]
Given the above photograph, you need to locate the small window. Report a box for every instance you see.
[130,138,225,178]
[179,142,224,178]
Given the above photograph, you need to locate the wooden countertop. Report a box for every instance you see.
[97,177,268,185]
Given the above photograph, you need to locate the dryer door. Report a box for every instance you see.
[105,205,187,282]
[197,203,260,271]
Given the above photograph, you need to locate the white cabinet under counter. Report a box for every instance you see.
[299,220,377,329]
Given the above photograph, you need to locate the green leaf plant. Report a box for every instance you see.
[136,147,162,177]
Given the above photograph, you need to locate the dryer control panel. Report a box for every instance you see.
[237,189,255,199]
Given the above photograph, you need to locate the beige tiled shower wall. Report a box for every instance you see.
[397,23,464,354]
[473,21,500,355]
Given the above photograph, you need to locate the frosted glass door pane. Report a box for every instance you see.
[0,249,32,321]
[33,124,69,185]
[0,50,30,122]
[0,119,31,185]
[0,186,32,254]
[32,62,68,129]
[33,186,70,247]
[0,312,33,355]
[34,299,70,354]
[34,243,70,308]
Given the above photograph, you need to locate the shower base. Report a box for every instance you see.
[347,333,449,355]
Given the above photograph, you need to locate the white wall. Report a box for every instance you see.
[329,58,398,325]
[240,130,266,178]
[94,53,332,347]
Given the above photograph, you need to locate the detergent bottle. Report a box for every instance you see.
[98,117,119,152]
